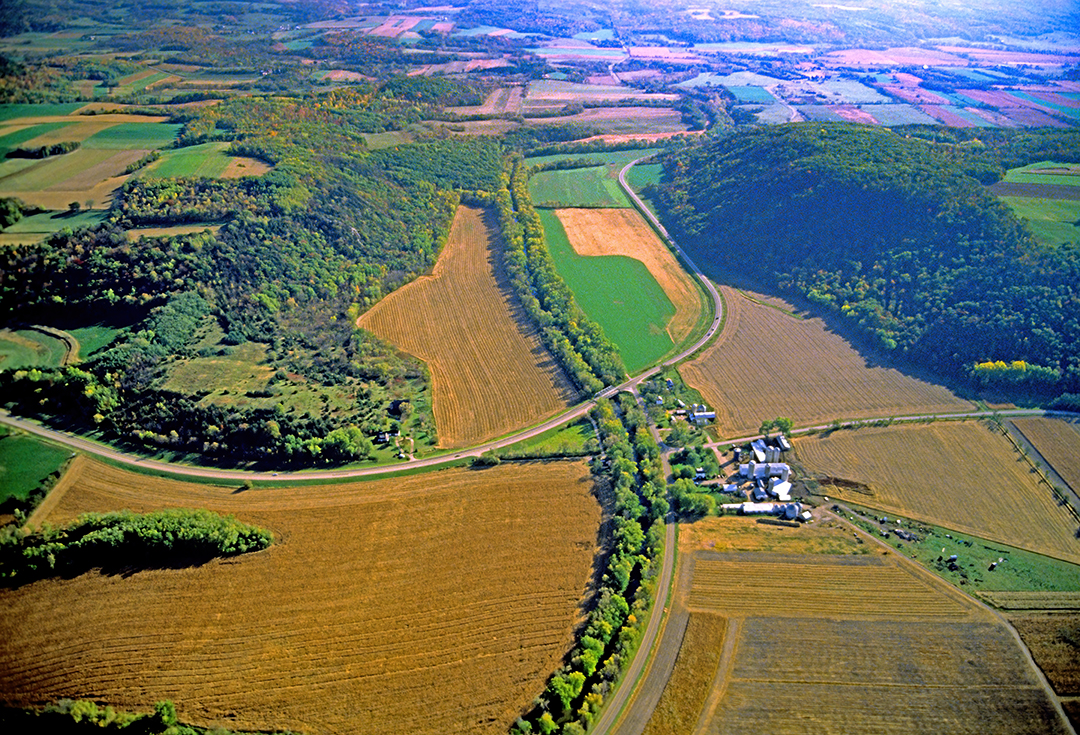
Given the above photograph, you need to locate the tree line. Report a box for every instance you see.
[654,123,1080,402]
[513,393,667,735]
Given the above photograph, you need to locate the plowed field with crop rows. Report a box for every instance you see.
[360,206,576,448]
[796,422,1080,564]
[1012,417,1080,493]
[0,458,601,735]
[680,287,971,436]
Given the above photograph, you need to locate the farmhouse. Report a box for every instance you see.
[690,403,716,422]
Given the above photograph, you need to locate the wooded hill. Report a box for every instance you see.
[655,123,1080,400]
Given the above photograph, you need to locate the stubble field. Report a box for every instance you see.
[359,206,576,448]
[554,208,704,347]
[679,287,973,436]
[0,457,601,735]
[1012,417,1080,493]
[641,533,1068,735]
[796,422,1080,564]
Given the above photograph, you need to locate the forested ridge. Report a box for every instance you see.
[655,123,1080,399]
[0,81,506,466]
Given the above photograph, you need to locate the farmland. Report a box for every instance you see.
[0,457,601,734]
[0,328,69,369]
[142,142,272,179]
[554,208,705,348]
[991,162,1080,247]
[639,528,1069,735]
[680,287,972,436]
[539,209,676,373]
[0,427,70,504]
[360,206,576,448]
[1012,417,1080,494]
[529,166,632,208]
[795,422,1080,564]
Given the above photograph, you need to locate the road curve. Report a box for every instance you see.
[0,159,725,484]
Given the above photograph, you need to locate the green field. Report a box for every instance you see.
[529,166,632,208]
[626,162,662,190]
[1,209,106,235]
[499,417,597,458]
[0,329,69,369]
[0,428,72,503]
[841,502,1080,595]
[68,324,122,358]
[362,131,414,149]
[524,148,660,169]
[1000,196,1080,247]
[0,103,86,122]
[539,209,675,373]
[1004,161,1080,187]
[728,85,775,104]
[0,122,72,158]
[83,123,182,150]
[144,142,233,178]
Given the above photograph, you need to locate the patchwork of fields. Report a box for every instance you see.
[554,208,704,348]
[640,526,1069,735]
[796,421,1080,564]
[360,206,576,448]
[992,162,1080,247]
[680,287,972,436]
[0,458,601,734]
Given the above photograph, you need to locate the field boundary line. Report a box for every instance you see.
[692,616,741,735]
[1001,418,1080,523]
[26,454,85,529]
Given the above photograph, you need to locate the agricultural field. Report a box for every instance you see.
[795,421,1080,564]
[359,206,576,448]
[0,209,106,245]
[540,209,676,373]
[0,427,70,504]
[680,287,972,436]
[1010,614,1080,697]
[0,328,70,369]
[0,457,601,735]
[991,161,1080,247]
[640,526,1069,735]
[540,107,688,136]
[1012,417,1080,494]
[554,208,704,348]
[529,165,632,208]
[141,142,272,179]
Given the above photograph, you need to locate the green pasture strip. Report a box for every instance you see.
[625,162,662,190]
[0,103,86,122]
[0,148,118,191]
[1004,161,1080,187]
[0,330,68,370]
[82,122,182,150]
[539,209,675,373]
[0,430,71,502]
[145,142,232,178]
[999,196,1080,247]
[529,166,632,208]
[498,417,595,458]
[3,210,107,234]
[0,122,72,158]
[362,130,414,149]
[727,85,775,104]
[839,501,1080,594]
[68,325,122,357]
[524,148,660,168]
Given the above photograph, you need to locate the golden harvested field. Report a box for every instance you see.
[359,206,576,448]
[1012,417,1080,493]
[796,422,1080,564]
[641,613,728,735]
[680,287,972,436]
[554,208,703,346]
[679,513,868,556]
[687,553,973,619]
[640,546,1068,735]
[1011,614,1080,696]
[0,458,601,735]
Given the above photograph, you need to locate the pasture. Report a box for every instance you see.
[540,209,676,373]
[0,328,69,369]
[0,428,70,503]
[0,209,107,245]
[641,539,1068,735]
[360,206,576,448]
[1012,417,1080,494]
[994,161,1080,246]
[554,208,705,348]
[796,422,1080,564]
[142,142,270,179]
[0,458,601,735]
[680,287,972,436]
[529,166,631,208]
